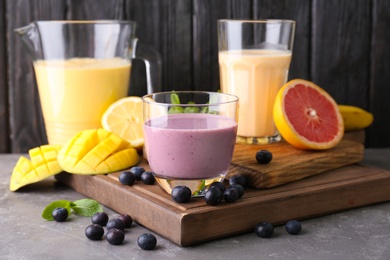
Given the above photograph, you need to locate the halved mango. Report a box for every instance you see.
[10,145,62,191]
[57,128,140,174]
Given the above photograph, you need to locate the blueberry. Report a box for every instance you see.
[229,175,246,187]
[91,212,109,226]
[118,214,133,228]
[228,184,244,198]
[106,218,125,231]
[137,233,157,250]
[209,182,226,193]
[130,166,145,181]
[140,171,156,185]
[223,188,239,203]
[119,171,135,186]
[85,224,104,240]
[204,187,223,206]
[255,222,274,238]
[256,150,273,164]
[106,228,125,245]
[285,220,302,235]
[52,207,68,222]
[171,186,192,203]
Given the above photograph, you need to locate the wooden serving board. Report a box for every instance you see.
[55,139,390,246]
[227,139,364,188]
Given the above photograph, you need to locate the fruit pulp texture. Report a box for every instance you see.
[219,49,291,138]
[144,113,237,179]
[33,58,131,145]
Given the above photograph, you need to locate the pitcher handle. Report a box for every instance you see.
[132,39,162,94]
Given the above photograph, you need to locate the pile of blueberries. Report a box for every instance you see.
[117,149,302,241]
[85,212,157,250]
[51,207,157,249]
[118,166,155,186]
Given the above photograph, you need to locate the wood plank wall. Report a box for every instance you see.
[1,0,389,153]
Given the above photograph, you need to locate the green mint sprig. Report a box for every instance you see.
[42,198,103,221]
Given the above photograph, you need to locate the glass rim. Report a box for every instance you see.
[142,91,239,107]
[34,20,136,25]
[218,19,295,25]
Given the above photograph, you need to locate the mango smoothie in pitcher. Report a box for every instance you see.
[219,49,292,140]
[33,57,131,145]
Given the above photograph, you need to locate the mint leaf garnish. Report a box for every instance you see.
[71,198,103,217]
[42,200,72,220]
[42,198,103,220]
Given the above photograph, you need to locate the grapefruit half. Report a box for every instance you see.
[273,79,344,150]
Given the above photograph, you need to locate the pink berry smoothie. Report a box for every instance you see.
[144,113,238,179]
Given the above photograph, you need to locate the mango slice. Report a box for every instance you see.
[10,145,62,191]
[57,128,140,174]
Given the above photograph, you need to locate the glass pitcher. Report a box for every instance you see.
[15,20,161,145]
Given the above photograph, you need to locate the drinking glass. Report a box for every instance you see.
[218,19,295,144]
[142,91,238,196]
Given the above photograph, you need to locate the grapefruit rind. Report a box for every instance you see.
[273,79,344,150]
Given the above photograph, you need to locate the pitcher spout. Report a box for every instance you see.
[15,22,39,61]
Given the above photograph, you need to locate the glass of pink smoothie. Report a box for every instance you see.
[218,20,295,145]
[142,91,238,196]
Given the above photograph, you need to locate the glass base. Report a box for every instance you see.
[236,133,281,145]
[154,175,225,197]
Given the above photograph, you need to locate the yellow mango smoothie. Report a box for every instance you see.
[219,49,292,139]
[33,58,131,145]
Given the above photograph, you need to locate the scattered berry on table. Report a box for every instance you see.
[209,182,226,193]
[204,187,223,206]
[130,166,145,181]
[228,184,244,198]
[171,186,192,203]
[118,214,133,228]
[255,150,273,164]
[137,233,157,250]
[285,220,302,235]
[119,171,135,186]
[106,218,125,231]
[140,171,156,185]
[52,207,68,222]
[229,175,246,187]
[106,228,125,245]
[254,222,274,238]
[91,212,109,226]
[223,188,239,203]
[85,224,104,241]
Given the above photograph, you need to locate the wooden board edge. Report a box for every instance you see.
[179,170,390,246]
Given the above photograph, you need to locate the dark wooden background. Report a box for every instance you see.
[1,0,389,153]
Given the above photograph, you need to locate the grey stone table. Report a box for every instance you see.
[1,149,390,260]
